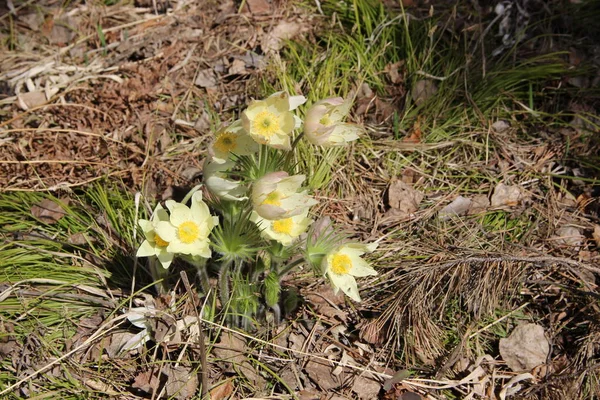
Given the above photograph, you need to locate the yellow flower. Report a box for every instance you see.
[242,92,306,150]
[251,171,318,220]
[304,97,364,147]
[251,209,312,246]
[323,243,378,302]
[154,192,219,258]
[209,120,259,164]
[136,203,175,269]
[204,157,248,201]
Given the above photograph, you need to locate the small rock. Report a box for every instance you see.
[491,183,522,207]
[439,196,472,220]
[555,226,584,248]
[492,120,510,133]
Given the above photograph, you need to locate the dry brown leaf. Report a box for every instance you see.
[411,79,438,106]
[194,69,218,88]
[31,198,70,224]
[305,358,343,391]
[499,323,549,372]
[352,375,381,399]
[164,365,199,400]
[132,369,161,394]
[385,179,423,219]
[468,194,490,215]
[304,286,348,322]
[213,333,266,388]
[209,380,234,400]
[68,232,91,245]
[16,91,47,110]
[384,61,405,84]
[593,225,600,247]
[242,0,272,15]
[262,21,302,53]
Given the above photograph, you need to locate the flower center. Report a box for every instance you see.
[331,254,352,275]
[272,218,293,234]
[178,221,200,244]
[214,132,238,154]
[252,110,280,138]
[262,190,282,207]
[319,114,333,126]
[154,233,169,248]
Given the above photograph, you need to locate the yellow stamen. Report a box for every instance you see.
[252,110,280,138]
[214,131,238,154]
[331,254,352,275]
[262,191,282,207]
[178,221,199,244]
[154,233,169,248]
[319,114,333,126]
[272,218,293,234]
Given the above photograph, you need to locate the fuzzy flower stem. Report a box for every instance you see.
[271,303,281,325]
[149,258,169,294]
[278,258,305,278]
[218,260,232,315]
[180,184,203,205]
[284,132,304,167]
[196,264,211,295]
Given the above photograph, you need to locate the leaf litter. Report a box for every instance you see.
[1,0,600,399]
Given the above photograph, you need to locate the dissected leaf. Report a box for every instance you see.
[499,323,549,372]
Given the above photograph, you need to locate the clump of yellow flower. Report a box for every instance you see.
[304,97,364,147]
[251,209,312,246]
[242,92,306,150]
[323,243,378,302]
[136,203,175,269]
[210,120,259,164]
[251,171,318,220]
[154,192,219,259]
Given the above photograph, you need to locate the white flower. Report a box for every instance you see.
[322,243,378,302]
[251,171,318,220]
[136,203,175,269]
[209,120,259,164]
[154,192,219,258]
[251,209,312,246]
[304,97,364,147]
[204,157,248,201]
[242,92,306,150]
